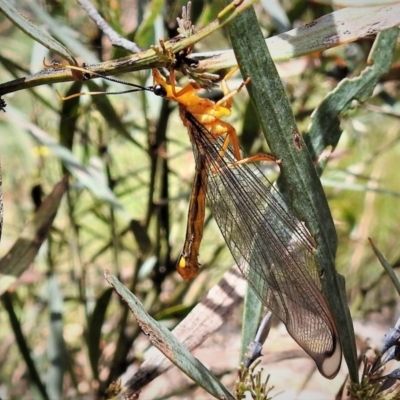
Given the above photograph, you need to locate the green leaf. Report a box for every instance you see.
[240,284,263,360]
[1,291,49,399]
[0,176,68,295]
[24,0,99,64]
[225,1,359,381]
[105,271,235,400]
[369,238,400,296]
[0,0,76,65]
[87,288,114,380]
[265,4,400,61]
[125,267,246,392]
[308,28,399,166]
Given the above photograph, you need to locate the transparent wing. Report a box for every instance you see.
[183,110,341,378]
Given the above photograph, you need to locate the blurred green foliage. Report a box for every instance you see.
[0,0,400,399]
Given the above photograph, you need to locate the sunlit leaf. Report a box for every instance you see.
[0,0,76,65]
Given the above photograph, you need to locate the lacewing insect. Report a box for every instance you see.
[148,68,342,379]
[150,68,275,279]
[54,63,342,378]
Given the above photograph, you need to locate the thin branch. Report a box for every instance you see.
[76,0,142,53]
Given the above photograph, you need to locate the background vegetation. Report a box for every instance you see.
[0,0,400,399]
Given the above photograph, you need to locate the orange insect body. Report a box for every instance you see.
[151,68,253,280]
[151,69,274,280]
[152,69,242,161]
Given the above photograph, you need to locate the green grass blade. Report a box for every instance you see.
[225,3,359,381]
[369,238,400,296]
[0,177,68,294]
[1,291,49,400]
[105,271,235,400]
[0,0,76,65]
[240,284,263,360]
[125,266,246,392]
[87,288,114,380]
[25,0,99,64]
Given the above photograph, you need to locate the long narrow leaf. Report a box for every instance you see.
[0,0,76,65]
[0,176,68,295]
[1,291,49,400]
[308,28,399,165]
[87,288,114,380]
[240,284,263,360]
[225,1,359,380]
[105,271,235,400]
[369,238,400,296]
[2,3,400,97]
[124,266,246,392]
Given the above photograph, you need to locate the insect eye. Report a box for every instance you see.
[153,85,167,97]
